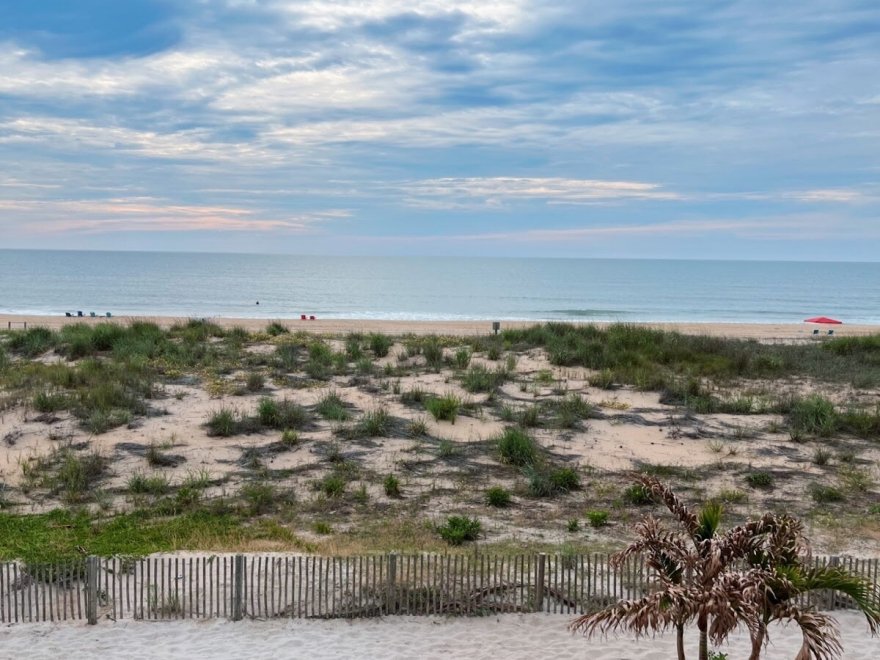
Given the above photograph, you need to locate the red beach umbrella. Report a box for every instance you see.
[804,316,843,324]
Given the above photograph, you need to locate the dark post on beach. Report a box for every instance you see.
[492,321,501,335]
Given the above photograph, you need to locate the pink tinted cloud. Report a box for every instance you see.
[4,198,349,235]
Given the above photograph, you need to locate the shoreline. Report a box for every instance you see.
[1,313,877,340]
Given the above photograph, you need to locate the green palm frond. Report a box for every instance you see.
[793,566,880,633]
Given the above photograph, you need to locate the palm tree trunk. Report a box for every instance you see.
[748,627,765,660]
[676,623,686,660]
[698,613,708,660]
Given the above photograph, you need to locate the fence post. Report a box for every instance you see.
[232,555,245,621]
[827,556,840,610]
[86,556,99,625]
[535,553,546,613]
[387,553,398,614]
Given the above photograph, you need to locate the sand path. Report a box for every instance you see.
[2,612,878,659]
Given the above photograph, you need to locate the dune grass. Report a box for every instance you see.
[496,427,538,467]
[425,393,460,423]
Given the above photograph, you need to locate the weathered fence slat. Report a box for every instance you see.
[1,552,878,625]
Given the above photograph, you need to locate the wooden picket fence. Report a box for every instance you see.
[0,553,877,624]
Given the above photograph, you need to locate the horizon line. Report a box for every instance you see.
[1,247,878,266]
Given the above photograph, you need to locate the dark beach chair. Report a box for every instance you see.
[301,314,307,320]
[90,312,96,317]
[77,311,83,317]
[827,329,834,336]
[65,312,72,317]
[812,329,819,336]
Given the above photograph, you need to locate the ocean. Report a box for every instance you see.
[1,250,878,324]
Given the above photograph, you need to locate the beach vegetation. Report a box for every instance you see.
[526,465,580,498]
[355,356,374,375]
[436,439,458,459]
[274,342,300,371]
[240,481,277,515]
[517,404,541,428]
[206,408,244,437]
[422,339,444,369]
[305,342,340,380]
[407,416,428,437]
[257,397,310,430]
[368,333,393,358]
[316,390,349,421]
[312,521,332,535]
[127,471,171,497]
[7,326,56,357]
[355,407,392,437]
[317,473,346,498]
[437,515,481,546]
[485,486,511,508]
[425,393,460,423]
[280,429,299,447]
[146,442,182,468]
[265,322,289,336]
[460,364,508,393]
[586,510,609,528]
[33,390,67,413]
[812,448,832,466]
[0,507,305,564]
[789,395,837,437]
[588,369,616,389]
[453,347,471,369]
[400,386,428,405]
[245,372,265,392]
[745,471,774,489]
[548,393,594,428]
[622,483,654,505]
[383,473,401,497]
[496,427,537,467]
[345,333,364,360]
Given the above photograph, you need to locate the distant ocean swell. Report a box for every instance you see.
[1,251,879,324]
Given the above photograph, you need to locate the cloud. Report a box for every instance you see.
[0,197,350,235]
[368,213,871,244]
[788,189,869,203]
[400,176,680,207]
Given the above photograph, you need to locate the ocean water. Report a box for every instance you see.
[1,250,879,324]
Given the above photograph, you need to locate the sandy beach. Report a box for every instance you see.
[1,612,877,660]
[1,314,877,340]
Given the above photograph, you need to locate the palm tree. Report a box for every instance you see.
[741,514,880,660]
[571,476,880,660]
[571,476,763,660]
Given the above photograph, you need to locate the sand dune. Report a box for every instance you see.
[1,612,878,659]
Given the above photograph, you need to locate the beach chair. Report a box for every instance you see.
[89,312,96,317]
[65,312,72,317]
[301,314,307,320]
[77,311,83,317]
[827,329,834,336]
[812,329,819,336]
[106,312,112,318]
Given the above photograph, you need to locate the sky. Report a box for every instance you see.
[0,0,878,260]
